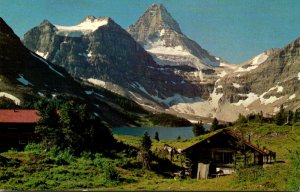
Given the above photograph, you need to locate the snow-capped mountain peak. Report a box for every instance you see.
[54,16,109,37]
[128,4,223,69]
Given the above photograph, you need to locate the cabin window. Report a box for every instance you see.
[213,152,233,164]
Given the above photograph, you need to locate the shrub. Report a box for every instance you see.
[0,155,20,167]
[0,171,14,181]
[55,148,74,165]
[46,146,74,165]
[23,178,48,189]
[102,161,120,182]
[24,143,43,154]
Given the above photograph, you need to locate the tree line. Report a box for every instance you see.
[34,99,116,154]
[235,105,300,126]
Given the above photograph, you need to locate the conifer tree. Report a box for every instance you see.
[139,132,152,170]
[154,131,160,141]
[141,132,152,152]
[193,120,205,136]
[210,117,219,132]
[275,105,285,125]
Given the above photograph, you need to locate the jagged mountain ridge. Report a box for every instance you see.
[128,4,223,69]
[23,15,213,111]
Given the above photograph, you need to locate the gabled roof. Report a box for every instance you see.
[182,129,267,155]
[0,110,40,123]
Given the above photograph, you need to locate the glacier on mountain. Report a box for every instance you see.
[54,17,108,37]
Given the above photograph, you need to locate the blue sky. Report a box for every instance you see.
[1,0,300,63]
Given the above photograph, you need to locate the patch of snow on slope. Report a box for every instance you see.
[192,71,204,81]
[131,82,149,95]
[95,93,104,98]
[146,43,191,56]
[289,94,296,100]
[298,72,300,80]
[277,86,283,93]
[218,71,227,77]
[252,53,268,65]
[144,35,192,57]
[136,83,148,95]
[260,96,283,105]
[236,65,258,72]
[129,91,143,101]
[87,78,106,87]
[236,53,268,72]
[232,83,242,88]
[235,86,284,106]
[54,17,108,37]
[87,50,93,58]
[259,86,283,105]
[38,92,45,97]
[220,62,238,70]
[17,74,33,86]
[31,52,65,77]
[259,85,283,97]
[273,107,280,113]
[233,93,259,107]
[0,92,20,105]
[160,29,165,36]
[36,51,49,59]
[210,86,223,108]
[128,91,157,110]
[138,103,157,110]
[152,94,203,106]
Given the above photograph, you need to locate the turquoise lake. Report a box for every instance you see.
[112,125,210,140]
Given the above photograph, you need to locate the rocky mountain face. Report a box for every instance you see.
[168,43,300,122]
[23,15,214,111]
[128,4,222,70]
[0,17,84,103]
[0,18,151,126]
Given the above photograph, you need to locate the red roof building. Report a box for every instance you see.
[0,110,40,123]
[0,109,40,151]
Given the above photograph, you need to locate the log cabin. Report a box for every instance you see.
[182,129,276,179]
[0,109,40,151]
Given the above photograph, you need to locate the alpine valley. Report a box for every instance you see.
[22,4,300,122]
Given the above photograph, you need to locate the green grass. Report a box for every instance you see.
[0,122,299,190]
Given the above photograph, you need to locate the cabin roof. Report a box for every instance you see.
[0,110,40,123]
[182,129,267,155]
